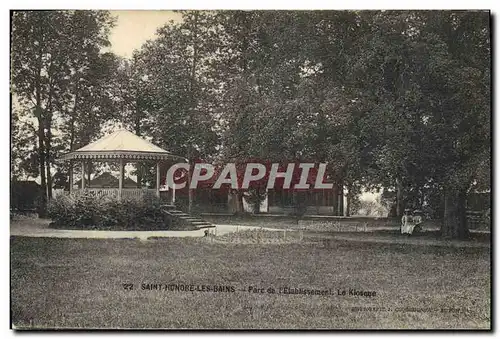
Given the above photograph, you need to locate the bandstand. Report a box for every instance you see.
[60,129,186,201]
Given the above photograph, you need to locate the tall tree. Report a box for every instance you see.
[11,10,116,213]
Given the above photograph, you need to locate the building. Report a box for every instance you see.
[74,172,138,189]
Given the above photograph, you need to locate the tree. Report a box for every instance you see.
[11,10,489,238]
[11,109,39,180]
[420,11,490,238]
[349,11,490,237]
[55,11,117,187]
[12,11,64,215]
[11,10,116,215]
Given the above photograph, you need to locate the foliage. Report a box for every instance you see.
[11,10,490,238]
[355,199,388,217]
[10,180,42,211]
[243,187,267,214]
[47,191,173,230]
[11,111,39,180]
[11,10,117,206]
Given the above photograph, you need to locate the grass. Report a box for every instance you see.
[202,214,445,231]
[214,229,305,244]
[204,214,302,228]
[10,236,490,330]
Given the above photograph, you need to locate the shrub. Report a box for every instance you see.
[47,191,173,230]
[244,187,267,214]
[482,208,491,230]
[290,191,307,217]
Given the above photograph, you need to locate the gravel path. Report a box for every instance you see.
[9,218,281,240]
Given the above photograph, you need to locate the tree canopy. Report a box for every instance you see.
[11,10,490,238]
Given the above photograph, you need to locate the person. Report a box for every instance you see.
[412,209,424,233]
[401,209,413,235]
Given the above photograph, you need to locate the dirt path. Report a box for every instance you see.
[9,218,281,240]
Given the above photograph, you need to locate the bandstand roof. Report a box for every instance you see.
[60,129,186,161]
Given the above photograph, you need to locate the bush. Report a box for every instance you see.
[244,187,267,214]
[482,208,491,230]
[10,180,42,212]
[47,191,174,230]
[290,191,307,217]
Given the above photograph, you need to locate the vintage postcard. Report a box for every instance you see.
[9,9,491,330]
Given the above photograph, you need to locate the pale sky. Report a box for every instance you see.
[108,10,183,58]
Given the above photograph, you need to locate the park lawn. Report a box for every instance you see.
[202,214,444,232]
[10,236,490,330]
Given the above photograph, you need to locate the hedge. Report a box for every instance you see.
[47,191,174,230]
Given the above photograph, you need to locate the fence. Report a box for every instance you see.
[52,188,157,200]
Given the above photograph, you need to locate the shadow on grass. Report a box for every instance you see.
[305,229,491,245]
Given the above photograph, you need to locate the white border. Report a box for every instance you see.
[3,0,499,10]
[2,2,497,338]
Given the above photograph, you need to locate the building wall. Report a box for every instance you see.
[268,205,335,215]
[267,188,343,215]
[183,188,344,215]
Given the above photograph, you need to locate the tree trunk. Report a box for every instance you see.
[253,188,261,214]
[45,152,52,199]
[396,177,403,217]
[236,191,245,214]
[33,15,47,217]
[87,161,92,184]
[135,116,142,188]
[442,187,469,239]
[36,107,47,218]
[186,13,199,213]
[346,183,352,217]
[190,12,199,93]
[227,190,239,214]
[69,84,79,151]
[136,162,142,188]
[45,72,56,200]
[45,112,53,200]
[338,181,344,216]
[332,185,339,215]
[240,13,250,76]
[188,12,199,130]
[188,168,193,213]
[253,201,260,214]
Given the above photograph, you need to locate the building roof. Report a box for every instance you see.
[60,129,186,161]
[11,180,41,189]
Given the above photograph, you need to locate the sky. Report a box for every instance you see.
[108,10,183,58]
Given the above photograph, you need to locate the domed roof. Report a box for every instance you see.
[60,130,186,161]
